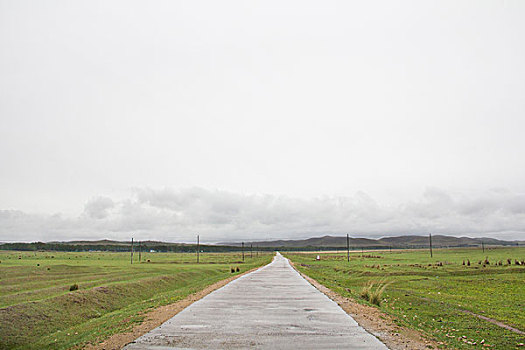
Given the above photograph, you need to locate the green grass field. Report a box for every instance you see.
[285,247,525,349]
[0,250,273,349]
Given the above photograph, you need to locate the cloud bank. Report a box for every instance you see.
[1,187,524,242]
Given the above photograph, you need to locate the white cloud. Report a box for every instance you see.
[1,1,525,218]
[0,187,524,243]
[83,196,115,219]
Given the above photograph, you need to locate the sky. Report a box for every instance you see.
[1,0,524,242]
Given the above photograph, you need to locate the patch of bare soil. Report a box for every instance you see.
[85,267,261,350]
[289,260,440,350]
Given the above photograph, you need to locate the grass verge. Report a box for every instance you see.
[0,251,273,349]
[285,247,525,349]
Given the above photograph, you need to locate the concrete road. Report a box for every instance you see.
[124,253,388,349]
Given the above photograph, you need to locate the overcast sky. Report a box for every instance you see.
[1,0,524,242]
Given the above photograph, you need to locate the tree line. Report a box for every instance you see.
[0,241,277,253]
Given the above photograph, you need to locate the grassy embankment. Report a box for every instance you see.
[285,247,524,349]
[0,250,273,349]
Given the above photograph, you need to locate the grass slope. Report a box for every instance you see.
[0,251,273,349]
[285,247,525,349]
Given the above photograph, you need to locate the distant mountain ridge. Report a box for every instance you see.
[47,239,190,246]
[2,235,522,251]
[221,235,523,248]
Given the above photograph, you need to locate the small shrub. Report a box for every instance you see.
[507,258,512,265]
[462,260,465,265]
[370,285,387,306]
[236,267,240,272]
[230,267,235,273]
[47,267,50,270]
[484,257,490,265]
[69,284,79,291]
[360,280,389,306]
[515,260,520,265]
[360,282,373,301]
[36,264,40,266]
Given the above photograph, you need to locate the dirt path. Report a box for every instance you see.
[407,292,524,336]
[460,310,524,335]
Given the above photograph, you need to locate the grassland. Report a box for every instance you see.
[0,250,273,349]
[285,247,525,349]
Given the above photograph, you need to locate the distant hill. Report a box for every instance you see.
[2,235,522,252]
[221,235,523,249]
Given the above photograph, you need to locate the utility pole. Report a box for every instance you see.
[138,241,141,262]
[429,233,433,258]
[482,241,485,253]
[346,234,350,262]
[242,242,245,262]
[131,238,134,264]
[256,245,258,257]
[250,243,253,258]
[197,235,200,263]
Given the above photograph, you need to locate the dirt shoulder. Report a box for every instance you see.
[85,266,263,350]
[289,260,441,350]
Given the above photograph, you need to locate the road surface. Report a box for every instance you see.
[124,253,388,349]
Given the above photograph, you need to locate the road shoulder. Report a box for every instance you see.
[84,266,264,350]
[288,259,441,350]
